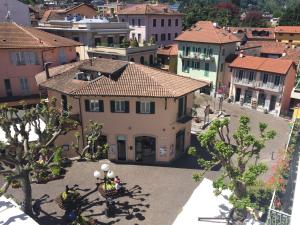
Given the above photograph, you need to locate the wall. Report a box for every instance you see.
[276,33,300,46]
[0,0,30,26]
[118,14,182,46]
[0,47,77,101]
[177,42,236,95]
[281,66,297,115]
[46,89,195,163]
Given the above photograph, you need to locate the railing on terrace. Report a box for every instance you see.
[267,191,291,225]
[266,119,300,225]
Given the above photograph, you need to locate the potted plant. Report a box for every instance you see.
[56,185,81,210]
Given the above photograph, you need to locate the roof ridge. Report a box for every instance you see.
[13,23,46,47]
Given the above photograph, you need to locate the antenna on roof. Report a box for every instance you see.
[5,11,12,22]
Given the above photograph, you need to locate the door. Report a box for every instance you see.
[4,79,12,97]
[117,136,126,160]
[135,136,156,163]
[107,37,114,47]
[176,130,185,156]
[235,88,241,102]
[269,95,277,111]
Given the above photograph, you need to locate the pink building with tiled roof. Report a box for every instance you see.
[0,22,82,106]
[35,58,208,163]
[229,55,296,116]
[117,3,183,46]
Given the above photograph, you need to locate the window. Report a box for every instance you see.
[138,33,141,43]
[4,79,12,97]
[263,73,269,83]
[184,46,190,56]
[220,63,224,72]
[73,37,79,42]
[195,62,200,69]
[131,19,135,26]
[175,33,178,38]
[178,96,187,118]
[168,19,171,27]
[111,100,129,113]
[203,48,207,55]
[95,37,101,46]
[20,78,29,95]
[168,33,171,40]
[132,33,135,40]
[136,101,155,114]
[155,34,158,42]
[121,19,125,22]
[222,49,225,56]
[153,19,156,27]
[175,19,178,26]
[161,33,166,41]
[85,99,104,112]
[61,95,68,112]
[257,93,266,106]
[204,63,209,76]
[274,75,281,86]
[161,19,164,27]
[244,90,252,104]
[208,48,213,55]
[249,71,255,81]
[238,70,243,80]
[138,19,141,26]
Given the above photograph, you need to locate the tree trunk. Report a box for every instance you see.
[20,171,33,217]
[231,208,247,225]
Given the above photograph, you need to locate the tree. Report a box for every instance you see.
[74,121,108,161]
[241,10,267,27]
[0,99,77,216]
[189,116,276,223]
[279,2,300,26]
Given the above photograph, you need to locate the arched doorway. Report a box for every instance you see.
[149,54,154,66]
[135,136,156,163]
[130,57,135,62]
[140,56,145,65]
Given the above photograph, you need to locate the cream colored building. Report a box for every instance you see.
[36,58,208,163]
[229,55,296,116]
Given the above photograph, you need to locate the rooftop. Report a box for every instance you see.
[117,3,183,16]
[0,22,82,49]
[36,58,208,98]
[228,27,275,40]
[243,41,287,55]
[275,26,300,34]
[230,55,294,75]
[176,21,240,44]
[157,44,178,56]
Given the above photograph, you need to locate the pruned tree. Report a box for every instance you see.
[74,121,108,161]
[0,98,78,216]
[189,116,276,223]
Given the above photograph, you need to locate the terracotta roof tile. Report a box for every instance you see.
[230,55,293,75]
[157,44,178,56]
[243,41,286,55]
[275,26,300,34]
[282,48,300,65]
[176,21,240,44]
[0,22,82,49]
[228,27,275,40]
[37,58,208,98]
[117,4,182,15]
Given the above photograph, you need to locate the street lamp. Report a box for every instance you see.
[107,170,115,179]
[101,164,110,191]
[93,170,101,180]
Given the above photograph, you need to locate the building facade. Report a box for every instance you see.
[0,22,81,106]
[176,21,239,96]
[36,58,208,163]
[117,3,182,46]
[229,55,296,116]
[0,0,30,26]
[275,26,300,46]
[39,17,158,65]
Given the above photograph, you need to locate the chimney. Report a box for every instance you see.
[44,62,52,79]
[239,50,244,58]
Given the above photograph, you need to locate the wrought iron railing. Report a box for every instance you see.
[266,191,291,225]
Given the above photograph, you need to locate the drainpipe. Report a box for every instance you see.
[74,96,85,148]
[215,44,222,97]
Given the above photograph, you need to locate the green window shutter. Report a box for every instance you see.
[85,100,90,112]
[110,101,115,113]
[125,101,130,113]
[150,102,155,114]
[99,100,104,112]
[136,101,141,113]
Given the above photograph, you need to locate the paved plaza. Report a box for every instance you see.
[1,103,291,225]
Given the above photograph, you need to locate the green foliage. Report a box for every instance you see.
[189,116,276,214]
[130,38,139,48]
[50,165,61,177]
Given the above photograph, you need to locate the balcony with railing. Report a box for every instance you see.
[179,53,214,62]
[233,77,283,92]
[177,108,193,123]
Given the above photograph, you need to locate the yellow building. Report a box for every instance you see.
[275,26,300,46]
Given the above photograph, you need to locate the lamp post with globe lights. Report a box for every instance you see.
[93,170,101,186]
[101,163,110,190]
